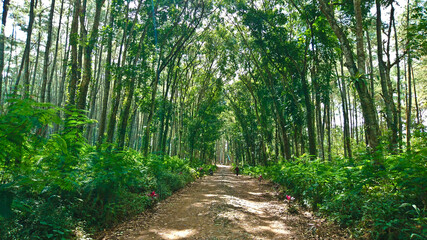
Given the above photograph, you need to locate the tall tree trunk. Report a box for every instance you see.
[40,0,55,103]
[117,26,147,150]
[311,36,322,159]
[30,20,41,98]
[0,0,10,110]
[375,0,398,150]
[4,25,15,100]
[406,0,412,151]
[77,0,105,110]
[49,0,65,106]
[68,0,81,105]
[106,1,137,144]
[97,5,113,146]
[318,0,380,152]
[57,7,71,109]
[326,90,331,161]
[354,0,363,147]
[117,75,136,150]
[78,0,87,80]
[366,30,375,99]
[86,46,102,142]
[14,0,36,97]
[392,9,403,148]
[303,68,317,158]
[412,67,421,127]
[337,49,352,158]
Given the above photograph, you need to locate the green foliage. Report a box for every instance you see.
[0,98,60,171]
[243,150,427,239]
[0,100,209,239]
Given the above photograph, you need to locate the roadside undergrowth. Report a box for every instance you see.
[242,149,427,239]
[0,99,216,239]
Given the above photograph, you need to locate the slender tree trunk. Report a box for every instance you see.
[303,66,317,158]
[107,1,136,144]
[30,24,41,97]
[4,25,14,100]
[366,30,375,99]
[86,47,102,142]
[78,0,87,80]
[412,67,421,127]
[0,0,10,110]
[40,0,56,103]
[106,41,126,144]
[406,0,412,151]
[327,92,331,161]
[338,54,352,158]
[57,7,71,109]
[14,0,36,97]
[375,0,398,150]
[77,0,106,111]
[49,0,65,106]
[117,75,136,150]
[311,38,322,159]
[97,5,113,146]
[392,10,403,148]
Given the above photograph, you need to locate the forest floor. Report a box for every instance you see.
[99,165,349,240]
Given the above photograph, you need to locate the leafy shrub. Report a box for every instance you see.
[243,150,427,239]
[0,99,210,239]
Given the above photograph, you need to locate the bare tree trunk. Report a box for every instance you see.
[30,22,41,98]
[77,0,106,111]
[78,0,87,80]
[4,25,14,101]
[412,67,421,128]
[366,30,375,100]
[68,0,81,105]
[86,46,102,142]
[49,0,65,106]
[57,7,70,108]
[392,9,403,148]
[14,0,36,97]
[117,75,136,150]
[338,48,352,158]
[375,0,398,150]
[40,0,56,103]
[406,0,412,151]
[97,4,113,146]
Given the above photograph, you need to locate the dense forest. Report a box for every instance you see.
[0,0,426,239]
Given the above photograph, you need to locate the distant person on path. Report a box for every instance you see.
[235,166,240,176]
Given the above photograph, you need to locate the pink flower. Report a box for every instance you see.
[286,195,295,201]
[148,191,158,198]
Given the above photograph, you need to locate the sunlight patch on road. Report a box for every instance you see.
[221,195,266,215]
[248,192,263,196]
[204,194,219,197]
[152,228,197,239]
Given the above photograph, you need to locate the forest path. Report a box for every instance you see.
[102,165,347,240]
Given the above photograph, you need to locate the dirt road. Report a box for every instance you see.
[102,165,348,240]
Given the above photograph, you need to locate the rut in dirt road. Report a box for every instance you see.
[104,165,348,240]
